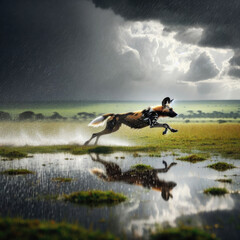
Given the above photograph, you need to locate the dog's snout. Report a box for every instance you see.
[170,112,178,118]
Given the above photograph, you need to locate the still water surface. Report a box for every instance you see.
[0,152,239,239]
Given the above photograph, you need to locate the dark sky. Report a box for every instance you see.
[0,0,239,101]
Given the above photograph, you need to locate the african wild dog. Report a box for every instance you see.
[90,154,177,201]
[84,97,178,145]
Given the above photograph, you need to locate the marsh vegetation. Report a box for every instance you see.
[64,190,127,206]
[0,217,117,240]
[207,162,236,171]
[151,225,218,240]
[2,169,34,175]
[0,150,27,159]
[176,154,207,163]
[130,164,154,171]
[203,187,229,196]
[215,179,232,183]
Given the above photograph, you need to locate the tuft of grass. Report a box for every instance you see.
[52,177,73,183]
[176,154,206,163]
[204,187,228,196]
[215,178,232,183]
[2,169,34,175]
[0,150,27,159]
[133,152,141,157]
[171,152,180,156]
[151,225,218,240]
[0,217,118,240]
[87,146,113,154]
[149,153,161,157]
[207,162,236,171]
[130,164,153,171]
[64,190,126,206]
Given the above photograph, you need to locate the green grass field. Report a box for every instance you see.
[0,101,239,158]
[0,123,239,159]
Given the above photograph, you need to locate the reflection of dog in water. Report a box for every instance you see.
[90,154,177,201]
[84,97,178,145]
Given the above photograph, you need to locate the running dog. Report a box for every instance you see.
[84,97,178,145]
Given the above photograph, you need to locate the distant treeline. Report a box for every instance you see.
[0,111,99,121]
[0,110,240,122]
[178,110,240,119]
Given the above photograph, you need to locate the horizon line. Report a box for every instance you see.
[0,99,240,104]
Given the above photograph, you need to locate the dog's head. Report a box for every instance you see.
[162,97,177,118]
[161,181,177,201]
[152,180,177,201]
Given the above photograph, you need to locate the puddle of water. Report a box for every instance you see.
[0,152,239,239]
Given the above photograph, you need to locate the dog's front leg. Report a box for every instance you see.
[155,160,177,173]
[150,122,178,135]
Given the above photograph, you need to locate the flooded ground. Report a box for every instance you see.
[0,152,239,239]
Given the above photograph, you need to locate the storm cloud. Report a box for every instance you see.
[184,52,219,82]
[0,0,239,101]
[92,0,240,75]
[92,0,240,49]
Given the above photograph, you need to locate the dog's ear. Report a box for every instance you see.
[162,97,173,107]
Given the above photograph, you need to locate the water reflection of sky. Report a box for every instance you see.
[0,152,239,239]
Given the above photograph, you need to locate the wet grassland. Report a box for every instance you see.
[0,101,240,239]
[1,123,239,159]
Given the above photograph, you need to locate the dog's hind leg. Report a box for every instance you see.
[84,117,122,145]
[84,133,98,146]
[93,129,112,145]
[84,130,109,146]
[93,122,122,145]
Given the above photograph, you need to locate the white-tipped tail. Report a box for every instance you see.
[90,168,108,181]
[88,115,106,127]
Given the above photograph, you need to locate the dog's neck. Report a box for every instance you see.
[152,105,164,112]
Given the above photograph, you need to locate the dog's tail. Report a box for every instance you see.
[88,113,114,127]
[91,168,109,181]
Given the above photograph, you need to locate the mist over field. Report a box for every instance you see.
[0,122,131,146]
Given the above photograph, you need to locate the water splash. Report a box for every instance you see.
[0,122,131,146]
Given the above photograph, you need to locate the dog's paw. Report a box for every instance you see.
[171,129,178,133]
[162,130,167,135]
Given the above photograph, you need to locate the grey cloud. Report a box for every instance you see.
[184,52,219,82]
[225,49,240,79]
[92,0,240,49]
[0,0,131,101]
[228,67,240,78]
[0,0,238,102]
[229,50,240,66]
[174,28,202,45]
